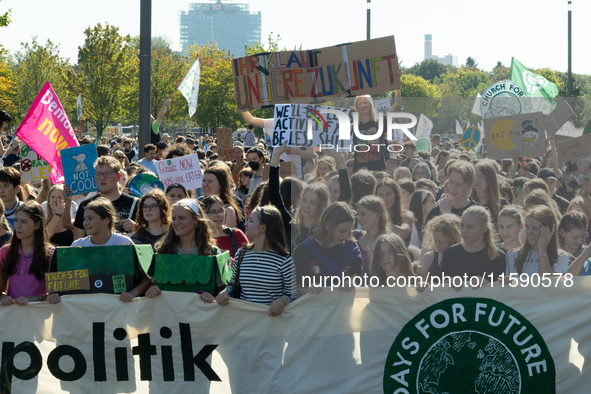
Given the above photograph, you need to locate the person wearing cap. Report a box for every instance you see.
[235,133,244,144]
[539,168,568,214]
[161,133,170,144]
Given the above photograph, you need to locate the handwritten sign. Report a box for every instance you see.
[483,112,546,160]
[556,133,591,180]
[542,100,576,137]
[45,269,90,293]
[19,143,51,182]
[155,153,203,190]
[271,104,355,149]
[61,144,99,196]
[216,127,234,161]
[233,36,400,110]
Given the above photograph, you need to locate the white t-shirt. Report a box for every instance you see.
[42,200,78,219]
[263,119,303,178]
[71,232,133,248]
[506,249,569,276]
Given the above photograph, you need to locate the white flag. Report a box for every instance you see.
[178,57,201,117]
[414,114,433,152]
[466,119,471,129]
[471,92,482,116]
[76,94,82,121]
[455,119,463,135]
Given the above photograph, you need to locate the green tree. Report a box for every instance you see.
[0,0,10,28]
[436,68,491,98]
[0,55,16,115]
[489,65,510,83]
[399,74,441,117]
[65,23,138,141]
[465,57,478,68]
[11,37,74,124]
[405,59,449,82]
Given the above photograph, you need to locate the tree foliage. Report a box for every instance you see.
[65,23,137,141]
[405,59,449,82]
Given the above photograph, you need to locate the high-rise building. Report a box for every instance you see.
[424,34,457,66]
[179,1,261,58]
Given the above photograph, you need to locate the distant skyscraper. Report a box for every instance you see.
[423,34,457,66]
[179,1,261,57]
[424,34,432,60]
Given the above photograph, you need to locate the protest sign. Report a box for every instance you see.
[584,118,591,135]
[556,133,591,185]
[45,269,90,293]
[216,127,234,161]
[373,97,391,113]
[3,282,591,393]
[61,144,98,196]
[127,173,164,197]
[16,82,80,183]
[155,153,203,189]
[483,112,545,159]
[479,80,532,119]
[461,126,481,150]
[271,104,355,149]
[542,100,575,136]
[19,143,51,182]
[233,36,400,110]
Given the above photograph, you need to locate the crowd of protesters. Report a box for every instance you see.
[0,87,590,316]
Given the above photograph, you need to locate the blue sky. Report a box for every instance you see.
[2,0,590,75]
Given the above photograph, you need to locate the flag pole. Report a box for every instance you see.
[567,1,572,103]
[138,0,152,159]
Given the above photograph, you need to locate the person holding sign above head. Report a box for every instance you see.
[70,198,150,302]
[232,90,315,179]
[130,189,171,250]
[65,156,139,240]
[0,201,60,306]
[216,205,294,316]
[146,199,222,301]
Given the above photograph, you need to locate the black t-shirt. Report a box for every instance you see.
[124,149,135,162]
[292,238,363,283]
[74,193,139,234]
[440,243,506,280]
[51,229,74,247]
[482,198,509,222]
[426,198,480,223]
[352,117,387,173]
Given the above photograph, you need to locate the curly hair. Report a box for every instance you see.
[134,189,171,232]
[422,213,462,253]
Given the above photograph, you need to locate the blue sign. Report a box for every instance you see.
[462,126,481,150]
[61,144,99,196]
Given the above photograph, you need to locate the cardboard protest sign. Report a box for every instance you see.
[155,153,203,190]
[127,173,164,197]
[373,97,392,113]
[216,127,234,161]
[61,144,98,196]
[483,112,546,159]
[19,143,51,182]
[556,133,591,185]
[479,80,531,119]
[271,104,355,149]
[542,100,575,136]
[233,36,400,110]
[45,269,90,293]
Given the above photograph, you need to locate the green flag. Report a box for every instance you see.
[510,57,558,114]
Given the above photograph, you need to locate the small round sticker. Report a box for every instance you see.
[94,279,103,288]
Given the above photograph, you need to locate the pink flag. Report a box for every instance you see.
[16,82,80,183]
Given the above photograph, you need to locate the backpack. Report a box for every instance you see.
[223,227,239,255]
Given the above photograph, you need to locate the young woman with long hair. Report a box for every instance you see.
[45,184,74,246]
[408,190,437,248]
[497,206,523,254]
[203,195,248,258]
[308,156,336,183]
[506,206,569,276]
[216,206,294,317]
[370,233,414,283]
[350,170,377,208]
[0,201,60,305]
[201,164,244,230]
[558,211,587,261]
[165,183,194,206]
[235,167,254,202]
[416,214,462,278]
[523,189,562,222]
[0,199,12,247]
[131,189,171,249]
[440,206,505,282]
[471,159,507,221]
[375,178,414,242]
[292,202,362,295]
[291,183,330,249]
[353,196,391,275]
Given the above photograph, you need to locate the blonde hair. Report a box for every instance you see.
[370,233,414,281]
[46,184,66,223]
[422,214,462,253]
[462,206,498,260]
[498,206,524,225]
[94,155,122,172]
[567,196,590,220]
[353,95,377,122]
[394,167,411,180]
[524,189,562,221]
[309,156,337,182]
[446,160,475,185]
[292,183,330,247]
[356,195,391,236]
[471,159,501,218]
[515,206,559,274]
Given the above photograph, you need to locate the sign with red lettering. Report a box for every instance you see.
[216,127,234,161]
[483,112,546,160]
[155,153,203,190]
[233,36,400,111]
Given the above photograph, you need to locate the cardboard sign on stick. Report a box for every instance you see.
[233,36,400,110]
[556,133,591,183]
[216,127,234,161]
[155,154,203,190]
[19,143,51,182]
[542,100,575,137]
[483,112,546,159]
[61,144,99,196]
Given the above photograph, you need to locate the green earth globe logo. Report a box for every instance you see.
[167,160,172,165]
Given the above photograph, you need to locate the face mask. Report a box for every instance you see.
[249,161,260,171]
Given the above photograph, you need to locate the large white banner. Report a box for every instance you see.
[1,281,591,393]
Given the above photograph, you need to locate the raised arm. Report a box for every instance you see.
[386,69,404,113]
[156,99,172,124]
[233,90,265,128]
[508,151,519,180]
[323,149,351,203]
[270,142,293,225]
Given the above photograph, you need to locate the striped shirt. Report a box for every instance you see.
[227,249,295,306]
